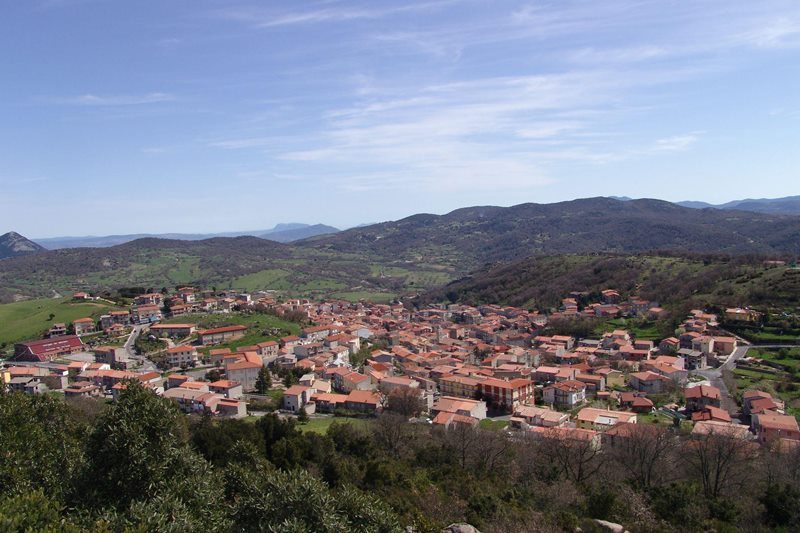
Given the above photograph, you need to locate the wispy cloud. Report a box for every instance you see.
[44,92,175,106]
[216,1,458,28]
[652,133,702,152]
[739,16,800,48]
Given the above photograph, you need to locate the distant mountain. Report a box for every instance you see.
[0,232,45,260]
[678,195,800,215]
[259,224,339,243]
[34,223,339,249]
[300,197,800,268]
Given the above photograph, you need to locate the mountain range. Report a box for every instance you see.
[33,223,340,249]
[676,195,800,215]
[298,197,800,268]
[2,196,799,302]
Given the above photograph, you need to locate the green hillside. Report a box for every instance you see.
[422,253,800,315]
[0,297,123,347]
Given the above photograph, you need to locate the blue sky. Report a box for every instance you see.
[2,0,800,237]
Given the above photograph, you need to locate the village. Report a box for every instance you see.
[2,284,798,452]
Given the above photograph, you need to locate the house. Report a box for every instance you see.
[64,382,101,398]
[725,308,760,323]
[341,371,373,392]
[131,305,162,324]
[165,346,198,367]
[477,377,535,413]
[378,376,419,395]
[432,396,487,420]
[691,406,732,424]
[47,323,67,337]
[283,385,316,412]
[576,407,637,432]
[93,346,130,369]
[628,371,672,395]
[257,340,280,364]
[752,413,800,445]
[432,411,480,429]
[576,373,605,395]
[344,390,381,414]
[594,367,624,388]
[712,336,737,356]
[438,374,481,398]
[225,352,263,392]
[13,336,84,362]
[72,318,96,336]
[511,405,569,429]
[209,380,243,399]
[100,311,132,331]
[542,380,586,409]
[149,323,196,338]
[311,392,349,413]
[743,390,783,417]
[198,325,248,345]
[134,293,164,306]
[685,385,721,412]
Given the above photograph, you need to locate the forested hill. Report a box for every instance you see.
[420,254,800,312]
[299,197,800,268]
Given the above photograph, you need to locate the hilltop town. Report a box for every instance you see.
[4,283,798,448]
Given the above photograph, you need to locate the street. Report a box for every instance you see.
[125,325,158,372]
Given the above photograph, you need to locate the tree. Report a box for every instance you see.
[206,369,221,382]
[608,424,677,490]
[79,380,190,509]
[255,366,272,394]
[685,430,753,499]
[372,413,414,456]
[537,429,605,485]
[283,371,297,388]
[297,406,309,424]
[0,391,87,502]
[386,387,425,417]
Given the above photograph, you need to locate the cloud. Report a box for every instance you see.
[739,16,800,48]
[652,133,701,152]
[217,1,458,28]
[45,92,175,106]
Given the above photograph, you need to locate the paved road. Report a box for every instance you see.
[125,325,158,372]
[694,345,750,415]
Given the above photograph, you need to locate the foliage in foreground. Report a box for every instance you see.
[3,383,800,532]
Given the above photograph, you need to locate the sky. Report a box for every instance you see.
[2,0,800,238]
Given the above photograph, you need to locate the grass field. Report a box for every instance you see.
[161,312,301,353]
[331,291,397,303]
[0,297,123,347]
[298,416,372,434]
[595,318,663,340]
[233,269,293,292]
[749,347,800,370]
[478,419,509,431]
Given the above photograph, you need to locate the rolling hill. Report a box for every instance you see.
[300,197,800,268]
[4,197,800,303]
[0,232,45,260]
[421,253,800,313]
[678,195,800,215]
